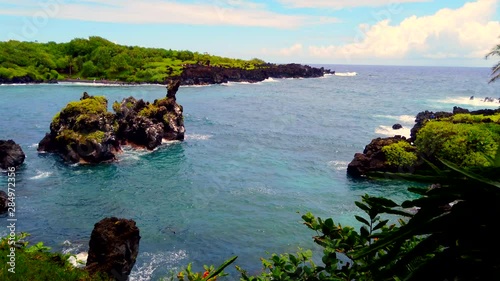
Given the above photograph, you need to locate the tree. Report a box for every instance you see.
[486,39,500,83]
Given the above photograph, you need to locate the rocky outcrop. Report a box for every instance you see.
[409,110,452,142]
[349,106,500,178]
[347,136,411,177]
[38,80,184,164]
[180,63,331,85]
[392,124,402,130]
[0,140,25,169]
[114,80,185,149]
[0,190,8,213]
[86,217,140,280]
[38,94,120,164]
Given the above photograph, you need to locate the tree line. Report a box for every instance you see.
[0,36,266,83]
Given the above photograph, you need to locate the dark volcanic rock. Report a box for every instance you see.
[0,140,25,169]
[38,80,185,164]
[86,217,140,280]
[38,95,120,164]
[347,136,413,177]
[0,190,8,213]
[179,63,331,85]
[410,110,453,142]
[392,123,403,130]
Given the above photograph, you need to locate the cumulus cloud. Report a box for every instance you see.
[279,0,430,9]
[261,43,304,57]
[308,0,500,61]
[0,0,337,29]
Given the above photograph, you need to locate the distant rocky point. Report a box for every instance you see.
[38,80,185,164]
[179,63,332,85]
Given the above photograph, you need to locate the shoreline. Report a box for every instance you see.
[0,63,333,86]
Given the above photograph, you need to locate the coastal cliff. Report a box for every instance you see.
[179,63,331,85]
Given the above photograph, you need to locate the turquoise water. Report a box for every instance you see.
[0,65,499,280]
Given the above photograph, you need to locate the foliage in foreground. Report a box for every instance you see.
[0,233,109,281]
[234,152,500,280]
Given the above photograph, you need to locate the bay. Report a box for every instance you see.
[0,65,498,280]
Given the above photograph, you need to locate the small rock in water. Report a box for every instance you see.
[392,124,403,130]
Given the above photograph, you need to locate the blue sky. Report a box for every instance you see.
[0,0,499,66]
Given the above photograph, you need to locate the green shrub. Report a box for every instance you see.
[382,141,418,167]
[61,96,108,116]
[416,121,499,167]
[138,103,158,118]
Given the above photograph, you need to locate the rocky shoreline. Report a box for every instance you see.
[347,106,500,178]
[0,63,332,86]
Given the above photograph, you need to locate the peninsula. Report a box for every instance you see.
[0,36,332,85]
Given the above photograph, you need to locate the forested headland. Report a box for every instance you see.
[0,36,272,84]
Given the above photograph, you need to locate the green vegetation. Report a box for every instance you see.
[0,36,266,83]
[53,95,110,145]
[382,141,418,167]
[416,118,500,167]
[60,95,107,116]
[0,233,109,281]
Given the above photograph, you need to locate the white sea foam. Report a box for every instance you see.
[118,147,152,162]
[374,114,415,124]
[161,139,182,145]
[58,82,135,87]
[29,170,53,180]
[375,125,411,138]
[437,96,500,108]
[129,250,188,281]
[262,77,279,83]
[181,84,212,88]
[327,160,350,171]
[29,143,39,148]
[223,81,254,86]
[334,72,357,77]
[185,134,212,141]
[68,252,88,268]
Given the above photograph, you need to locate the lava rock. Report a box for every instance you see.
[38,80,185,164]
[347,136,413,177]
[392,124,403,130]
[0,190,8,213]
[0,140,25,170]
[86,217,141,280]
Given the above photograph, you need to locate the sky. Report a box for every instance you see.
[0,0,499,67]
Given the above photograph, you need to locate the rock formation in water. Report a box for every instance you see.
[0,190,8,213]
[392,124,402,130]
[347,136,412,177]
[0,139,25,169]
[86,217,140,280]
[38,80,185,164]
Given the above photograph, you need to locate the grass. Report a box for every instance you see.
[0,234,110,281]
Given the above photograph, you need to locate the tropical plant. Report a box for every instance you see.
[238,146,500,280]
[486,38,500,83]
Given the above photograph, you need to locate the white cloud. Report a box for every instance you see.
[308,0,500,61]
[261,43,304,57]
[279,43,304,56]
[0,0,338,29]
[279,0,431,9]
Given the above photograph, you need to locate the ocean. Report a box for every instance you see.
[1,65,499,280]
